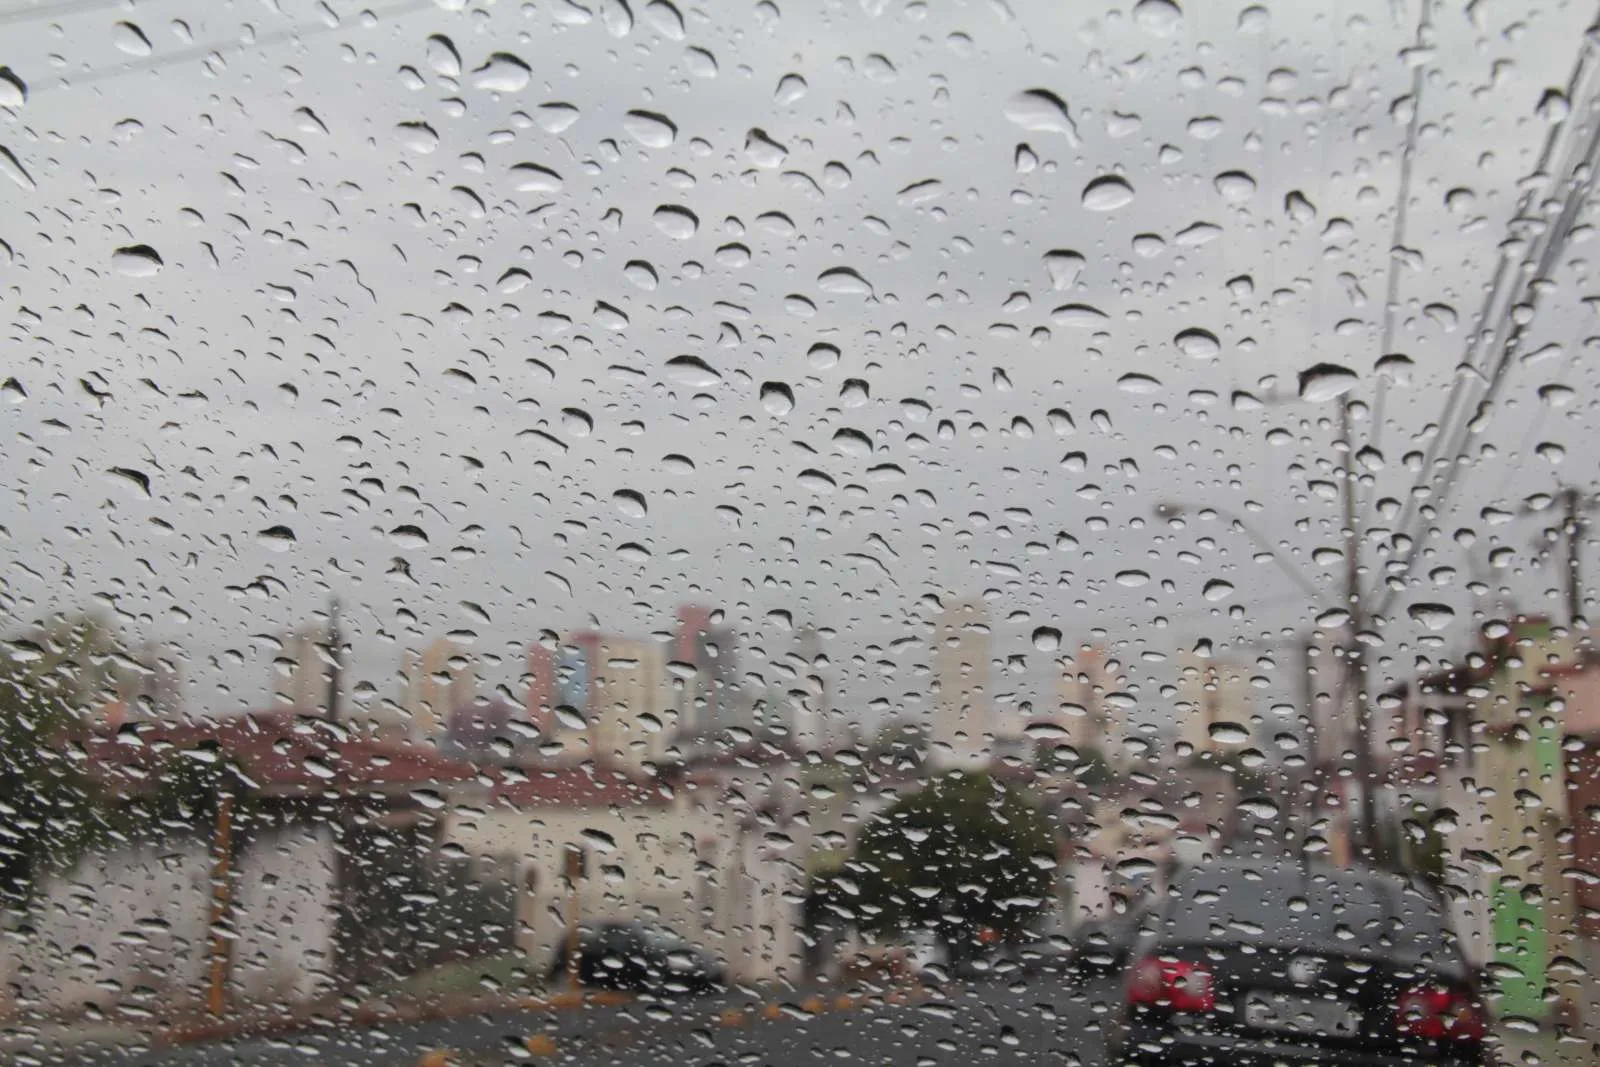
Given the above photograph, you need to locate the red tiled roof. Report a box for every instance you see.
[85,710,479,799]
[489,765,662,808]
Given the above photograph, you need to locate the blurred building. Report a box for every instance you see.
[273,624,330,715]
[524,642,557,736]
[547,631,670,774]
[674,604,743,736]
[401,637,476,742]
[1174,650,1255,756]
[1049,644,1124,766]
[929,597,992,768]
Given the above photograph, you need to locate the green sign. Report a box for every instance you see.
[1492,878,1548,1020]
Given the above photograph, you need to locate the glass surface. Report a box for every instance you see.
[0,1,1596,1065]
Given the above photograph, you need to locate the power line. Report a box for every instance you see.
[0,0,153,28]
[1366,0,1433,466]
[1375,6,1600,603]
[1375,92,1600,622]
[30,0,435,92]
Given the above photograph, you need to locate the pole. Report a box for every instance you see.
[564,845,584,988]
[205,792,235,1017]
[326,596,343,724]
[1562,486,1585,627]
[1340,402,1378,856]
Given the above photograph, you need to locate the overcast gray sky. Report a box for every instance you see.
[2,0,1596,739]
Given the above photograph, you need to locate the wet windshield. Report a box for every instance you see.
[0,1,1596,1066]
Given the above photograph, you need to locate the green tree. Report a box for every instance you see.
[849,772,1056,961]
[0,614,122,907]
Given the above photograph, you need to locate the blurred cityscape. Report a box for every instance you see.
[2,597,1596,1054]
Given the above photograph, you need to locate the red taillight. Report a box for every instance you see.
[1395,986,1485,1042]
[1127,955,1215,1013]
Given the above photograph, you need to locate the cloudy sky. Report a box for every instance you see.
[1,0,1596,742]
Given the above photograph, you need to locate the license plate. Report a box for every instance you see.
[1242,992,1362,1036]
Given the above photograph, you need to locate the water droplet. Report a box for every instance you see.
[1202,579,1235,602]
[425,34,461,76]
[624,260,657,290]
[832,428,872,457]
[744,128,787,167]
[1175,222,1221,246]
[1082,175,1134,211]
[0,145,36,191]
[1003,89,1079,145]
[1116,569,1150,587]
[661,453,695,474]
[653,205,699,239]
[807,342,840,370]
[1117,372,1161,395]
[509,163,562,193]
[1044,249,1085,290]
[594,301,629,331]
[1175,327,1220,360]
[113,21,153,57]
[624,109,677,147]
[760,381,794,416]
[537,102,580,133]
[257,525,295,551]
[395,121,440,154]
[1208,721,1250,745]
[1537,88,1571,124]
[562,407,593,436]
[775,73,808,105]
[1297,362,1359,402]
[1214,170,1256,201]
[0,67,26,109]
[1407,603,1455,631]
[613,489,647,517]
[112,245,163,277]
[472,53,531,93]
[390,524,429,549]
[1285,189,1317,222]
[498,267,532,293]
[1133,0,1183,36]
[665,355,720,387]
[798,469,836,493]
[818,266,872,296]
[1032,626,1061,652]
[1052,303,1108,328]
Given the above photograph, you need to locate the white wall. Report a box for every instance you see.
[444,798,805,984]
[10,838,212,1014]
[229,825,338,1003]
[4,824,338,1016]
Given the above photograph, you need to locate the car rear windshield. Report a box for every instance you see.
[1163,867,1450,959]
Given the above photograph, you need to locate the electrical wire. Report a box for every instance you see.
[1374,101,1600,621]
[28,0,435,93]
[1366,0,1433,466]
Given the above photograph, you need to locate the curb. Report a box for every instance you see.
[509,981,929,1059]
[157,988,636,1049]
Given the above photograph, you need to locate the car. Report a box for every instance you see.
[1066,907,1152,982]
[545,920,725,994]
[1107,860,1486,1066]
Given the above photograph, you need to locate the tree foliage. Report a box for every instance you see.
[849,772,1056,956]
[0,614,121,907]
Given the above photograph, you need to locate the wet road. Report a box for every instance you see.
[45,976,1121,1066]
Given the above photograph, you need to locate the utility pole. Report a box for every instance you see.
[1557,485,1592,628]
[1340,401,1377,856]
[325,596,343,724]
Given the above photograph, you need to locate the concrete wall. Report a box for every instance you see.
[443,799,804,983]
[3,824,337,1016]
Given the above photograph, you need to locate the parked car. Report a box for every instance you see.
[545,920,725,994]
[1107,860,1486,1066]
[1065,908,1150,982]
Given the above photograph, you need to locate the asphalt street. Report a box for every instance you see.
[44,976,1122,1067]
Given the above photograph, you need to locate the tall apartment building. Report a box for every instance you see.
[930,597,993,769]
